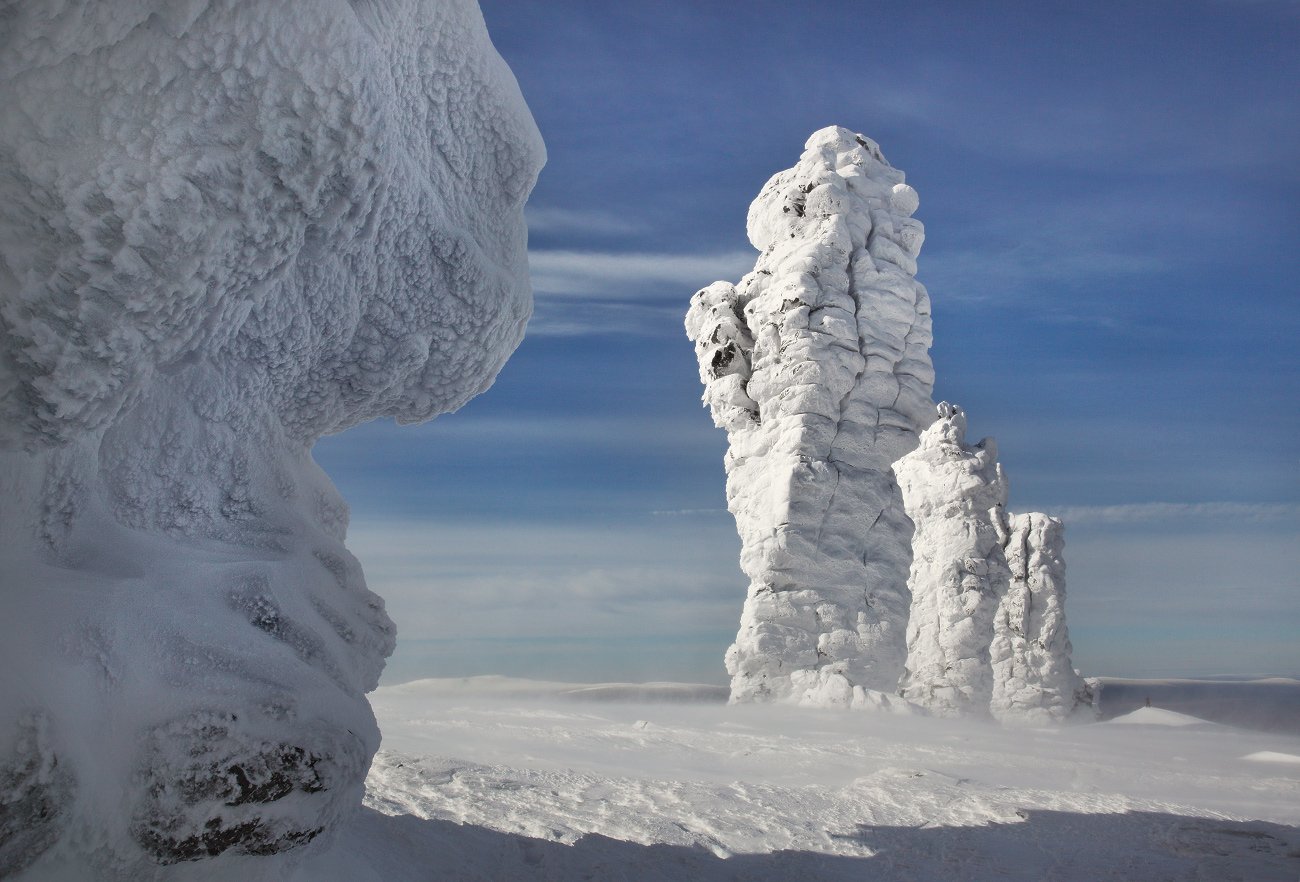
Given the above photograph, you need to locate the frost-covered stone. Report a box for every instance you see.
[0,714,73,877]
[0,1,543,876]
[991,513,1093,724]
[895,403,1010,717]
[686,126,935,705]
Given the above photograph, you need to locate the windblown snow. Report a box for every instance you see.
[0,1,543,877]
[302,678,1300,882]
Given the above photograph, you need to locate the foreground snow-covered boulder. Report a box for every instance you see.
[0,1,543,876]
[686,126,935,706]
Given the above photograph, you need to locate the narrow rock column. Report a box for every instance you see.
[894,403,1010,717]
[991,513,1092,724]
[686,126,935,706]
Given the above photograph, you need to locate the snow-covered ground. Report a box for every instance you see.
[288,676,1300,881]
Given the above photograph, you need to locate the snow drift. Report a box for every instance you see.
[685,126,935,707]
[0,1,543,877]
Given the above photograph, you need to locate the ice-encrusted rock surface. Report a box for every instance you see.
[991,513,1092,724]
[895,403,1010,717]
[0,1,543,877]
[686,126,935,705]
[895,404,1091,722]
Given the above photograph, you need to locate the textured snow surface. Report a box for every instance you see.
[685,126,935,705]
[895,403,1009,717]
[0,1,542,877]
[288,678,1297,882]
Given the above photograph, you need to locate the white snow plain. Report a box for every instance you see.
[21,676,1289,880]
[288,676,1300,882]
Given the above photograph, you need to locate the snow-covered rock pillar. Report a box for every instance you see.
[0,2,543,876]
[894,403,1010,717]
[686,127,935,706]
[991,513,1092,724]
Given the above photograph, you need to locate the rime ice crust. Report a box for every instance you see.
[895,403,1010,717]
[0,1,543,876]
[991,513,1092,724]
[686,126,935,705]
[895,404,1090,722]
[690,130,1091,721]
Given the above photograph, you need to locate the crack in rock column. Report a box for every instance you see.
[686,126,935,707]
[894,403,1010,717]
[0,1,543,876]
[991,513,1093,724]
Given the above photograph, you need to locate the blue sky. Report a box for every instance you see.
[316,0,1300,684]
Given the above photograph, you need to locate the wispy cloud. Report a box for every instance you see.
[855,58,1300,181]
[526,206,644,237]
[923,242,1167,307]
[348,518,743,643]
[1053,501,1300,525]
[323,413,719,455]
[529,249,754,298]
[526,298,688,337]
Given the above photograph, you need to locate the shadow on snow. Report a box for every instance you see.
[339,807,1299,881]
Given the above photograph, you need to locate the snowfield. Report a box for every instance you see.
[284,677,1300,882]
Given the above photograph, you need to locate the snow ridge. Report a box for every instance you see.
[686,126,935,706]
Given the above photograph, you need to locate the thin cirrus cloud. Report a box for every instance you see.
[351,518,740,617]
[1051,501,1300,526]
[524,248,757,336]
[526,299,689,337]
[528,248,754,298]
[526,206,645,237]
[850,38,1298,180]
[922,243,1167,308]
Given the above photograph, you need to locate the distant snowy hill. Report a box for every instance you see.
[1094,677,1300,734]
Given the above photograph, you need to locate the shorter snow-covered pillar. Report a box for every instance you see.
[990,513,1092,724]
[894,403,1010,717]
